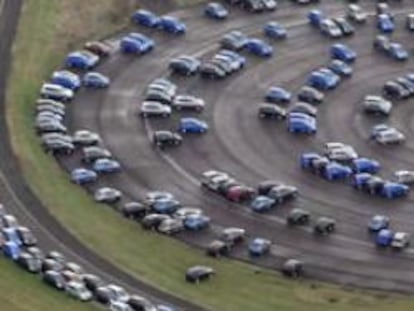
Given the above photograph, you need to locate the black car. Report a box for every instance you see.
[267,185,298,204]
[333,17,355,35]
[16,252,42,273]
[43,140,75,155]
[41,258,64,273]
[257,180,282,196]
[383,81,410,100]
[362,176,385,195]
[297,86,324,105]
[220,31,248,51]
[121,202,148,219]
[395,77,414,96]
[258,103,287,119]
[241,0,264,12]
[153,131,182,148]
[169,56,199,76]
[82,274,104,294]
[289,102,317,117]
[95,286,112,305]
[185,265,215,283]
[43,270,66,290]
[281,259,304,278]
[16,226,37,247]
[206,240,232,257]
[128,295,156,311]
[287,208,310,226]
[200,62,227,79]
[314,217,336,235]
[81,146,112,163]
[141,214,170,230]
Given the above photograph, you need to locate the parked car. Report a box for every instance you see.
[186,266,215,283]
[159,16,186,34]
[320,19,343,38]
[333,17,354,36]
[94,187,122,203]
[376,229,393,247]
[330,44,356,63]
[328,60,352,77]
[388,43,409,61]
[250,195,276,212]
[183,214,210,231]
[346,4,367,23]
[351,158,380,174]
[141,214,170,230]
[393,170,414,184]
[391,232,410,249]
[127,295,157,311]
[221,227,245,246]
[131,9,160,28]
[406,14,414,31]
[66,281,93,301]
[265,86,291,104]
[205,2,228,19]
[281,259,304,278]
[220,31,248,51]
[381,182,409,199]
[179,118,209,133]
[297,86,324,105]
[83,72,110,88]
[16,252,42,273]
[323,162,352,181]
[308,10,324,27]
[289,102,317,117]
[51,70,81,91]
[374,128,405,145]
[172,95,205,111]
[43,270,66,290]
[287,208,310,226]
[157,218,184,235]
[84,41,113,57]
[368,215,389,232]
[95,284,130,305]
[169,55,200,76]
[248,238,271,256]
[267,184,298,204]
[152,131,182,148]
[140,101,172,118]
[314,217,336,235]
[258,103,286,120]
[73,130,101,145]
[93,158,121,174]
[65,50,99,69]
[264,22,287,39]
[287,115,317,134]
[120,33,154,54]
[206,240,231,257]
[363,95,392,116]
[40,83,74,102]
[82,146,112,163]
[377,14,394,33]
[244,39,273,57]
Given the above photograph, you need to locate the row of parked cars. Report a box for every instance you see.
[0,206,180,311]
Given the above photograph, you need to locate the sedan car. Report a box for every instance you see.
[93,158,121,174]
[320,19,343,38]
[220,30,249,51]
[407,13,414,31]
[83,72,110,88]
[81,146,112,163]
[297,86,324,104]
[377,14,394,33]
[72,130,101,145]
[308,9,325,27]
[140,101,172,118]
[66,281,93,302]
[381,182,409,199]
[307,69,340,91]
[314,217,336,235]
[393,170,414,185]
[368,215,389,232]
[287,115,317,134]
[264,22,287,39]
[391,232,410,249]
[70,168,98,185]
[157,218,184,235]
[120,33,154,54]
[94,187,122,203]
[328,60,352,77]
[183,214,210,231]
[250,195,276,212]
[172,95,205,111]
[333,17,354,36]
[323,162,352,181]
[205,2,228,19]
[65,50,99,70]
[265,86,291,104]
[346,4,367,23]
[374,128,405,145]
[363,95,392,116]
[159,16,186,34]
[287,208,310,226]
[258,103,286,120]
[131,9,160,28]
[282,259,304,278]
[388,43,409,61]
[244,39,273,57]
[169,55,200,76]
[179,118,208,133]
[376,229,394,247]
[330,44,356,63]
[185,266,215,283]
[351,158,380,174]
[248,238,271,256]
[153,131,182,148]
[51,70,81,91]
[84,41,113,57]
[150,198,181,214]
[289,102,317,117]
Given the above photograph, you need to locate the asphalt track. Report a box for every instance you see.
[66,0,414,293]
[0,0,207,310]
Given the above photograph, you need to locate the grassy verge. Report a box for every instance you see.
[0,257,97,311]
[6,0,414,311]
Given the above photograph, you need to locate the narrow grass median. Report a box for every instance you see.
[6,1,414,311]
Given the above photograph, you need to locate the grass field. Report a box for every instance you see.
[0,257,97,311]
[5,0,414,310]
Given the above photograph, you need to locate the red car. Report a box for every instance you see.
[226,185,255,202]
[84,41,113,57]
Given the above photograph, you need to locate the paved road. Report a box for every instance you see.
[67,0,414,293]
[0,0,208,310]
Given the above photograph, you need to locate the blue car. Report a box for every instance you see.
[328,60,352,77]
[376,229,393,247]
[381,182,409,199]
[352,172,373,190]
[245,39,273,58]
[183,214,210,231]
[388,43,409,61]
[83,72,110,88]
[352,158,380,174]
[300,152,322,169]
[65,50,99,70]
[51,70,81,91]
[179,118,208,133]
[93,158,121,174]
[287,116,317,134]
[323,162,352,181]
[330,44,356,63]
[159,16,186,34]
[248,238,271,257]
[120,33,154,54]
[250,196,276,213]
[308,10,325,27]
[2,228,22,246]
[70,168,98,185]
[205,2,228,20]
[368,215,389,232]
[132,9,160,28]
[377,14,394,33]
[151,198,181,214]
[264,22,287,40]
[307,69,340,91]
[3,241,21,260]
[265,87,291,104]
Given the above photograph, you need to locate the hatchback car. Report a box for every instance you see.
[244,39,273,57]
[132,9,160,27]
[205,2,228,19]
[264,22,287,39]
[94,187,122,203]
[83,72,110,88]
[265,86,291,104]
[159,16,186,34]
[70,168,98,185]
[65,50,99,69]
[179,118,209,133]
[330,44,356,63]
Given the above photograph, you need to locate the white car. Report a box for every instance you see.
[72,129,101,145]
[1,214,18,228]
[391,232,410,249]
[375,128,405,145]
[139,101,171,118]
[394,170,414,184]
[174,207,203,219]
[324,142,358,161]
[347,4,367,23]
[407,14,414,31]
[40,83,74,102]
[94,187,122,203]
[363,95,392,116]
[66,281,93,301]
[105,284,130,303]
[262,0,277,11]
[157,218,184,235]
[172,95,205,111]
[320,19,343,38]
[109,301,133,311]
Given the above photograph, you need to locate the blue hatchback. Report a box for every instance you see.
[330,44,357,63]
[51,70,81,91]
[351,158,380,174]
[183,214,210,231]
[368,215,389,232]
[377,14,394,33]
[3,241,21,260]
[179,118,209,133]
[328,60,353,77]
[93,158,121,174]
[65,51,99,70]
[71,168,98,185]
[245,39,273,58]
[2,228,22,246]
[159,16,186,34]
[250,196,276,213]
[265,86,291,104]
[300,152,322,169]
[307,69,340,91]
[205,2,228,20]
[264,22,287,40]
[376,229,393,247]
[121,33,154,54]
[83,72,110,88]
[248,238,271,257]
[132,9,160,28]
[388,43,409,61]
[287,116,317,134]
[308,10,325,27]
[151,198,181,214]
[352,172,373,190]
[323,162,352,181]
[381,182,409,199]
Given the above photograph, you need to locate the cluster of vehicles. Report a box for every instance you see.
[308,8,356,38]
[0,206,177,311]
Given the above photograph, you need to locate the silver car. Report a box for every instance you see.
[140,101,171,118]
[375,128,405,145]
[347,4,367,23]
[35,119,67,134]
[40,83,74,102]
[394,170,414,184]
[66,281,93,301]
[172,95,205,111]
[363,95,392,116]
[94,187,122,203]
[157,218,184,235]
[72,130,101,145]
